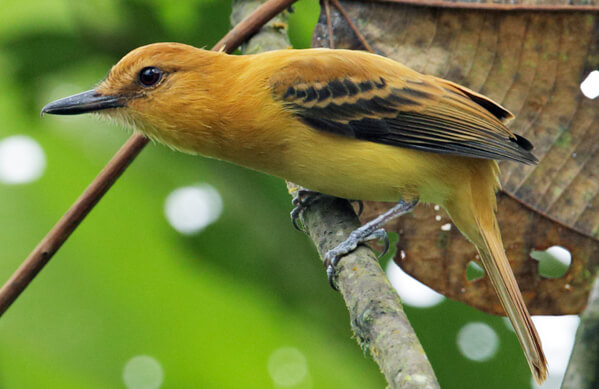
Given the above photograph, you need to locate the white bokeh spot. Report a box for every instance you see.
[530,315,580,389]
[457,322,499,361]
[123,355,164,389]
[385,261,445,308]
[580,70,599,99]
[531,374,563,389]
[0,135,46,184]
[164,184,223,235]
[505,315,579,388]
[267,347,309,387]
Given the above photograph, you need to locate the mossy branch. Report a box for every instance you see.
[287,182,440,389]
[562,275,599,389]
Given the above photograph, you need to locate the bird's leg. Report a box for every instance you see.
[325,199,418,290]
[290,188,325,231]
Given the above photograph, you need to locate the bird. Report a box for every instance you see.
[42,42,547,383]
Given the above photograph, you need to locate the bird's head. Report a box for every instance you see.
[42,42,223,150]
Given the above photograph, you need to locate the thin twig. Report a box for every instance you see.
[324,0,335,49]
[0,135,147,316]
[231,0,292,54]
[214,0,297,52]
[0,0,298,318]
[330,0,374,53]
[369,0,599,12]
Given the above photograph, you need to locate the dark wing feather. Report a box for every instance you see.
[272,69,537,165]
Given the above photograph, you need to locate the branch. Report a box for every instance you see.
[0,0,298,318]
[562,275,599,389]
[288,184,440,389]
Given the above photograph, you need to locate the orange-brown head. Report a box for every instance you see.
[42,42,228,153]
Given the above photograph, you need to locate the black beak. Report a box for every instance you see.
[41,90,125,115]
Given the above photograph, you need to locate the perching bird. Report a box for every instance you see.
[42,42,547,383]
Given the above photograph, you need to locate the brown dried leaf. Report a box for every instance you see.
[363,196,599,315]
[312,0,599,314]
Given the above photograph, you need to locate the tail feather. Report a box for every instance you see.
[444,161,547,384]
[476,216,547,384]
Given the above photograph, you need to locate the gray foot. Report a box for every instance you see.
[324,199,418,290]
[325,228,389,290]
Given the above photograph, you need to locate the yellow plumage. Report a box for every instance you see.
[99,46,507,202]
[44,42,547,383]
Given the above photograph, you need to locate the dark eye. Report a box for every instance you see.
[138,67,163,87]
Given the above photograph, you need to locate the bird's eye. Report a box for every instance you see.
[138,67,163,87]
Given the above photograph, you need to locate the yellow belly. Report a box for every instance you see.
[257,125,467,206]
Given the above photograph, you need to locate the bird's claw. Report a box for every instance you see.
[326,263,339,291]
[290,207,303,231]
[324,248,347,291]
[324,227,390,290]
[290,189,322,231]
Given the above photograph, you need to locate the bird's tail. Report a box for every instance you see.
[444,162,547,384]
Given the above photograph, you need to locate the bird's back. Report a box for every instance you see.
[236,48,536,164]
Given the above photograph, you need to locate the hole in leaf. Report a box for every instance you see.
[466,261,485,282]
[530,246,572,279]
[580,70,599,99]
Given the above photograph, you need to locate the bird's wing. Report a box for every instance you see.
[270,59,537,164]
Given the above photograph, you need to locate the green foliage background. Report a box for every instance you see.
[0,1,534,388]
